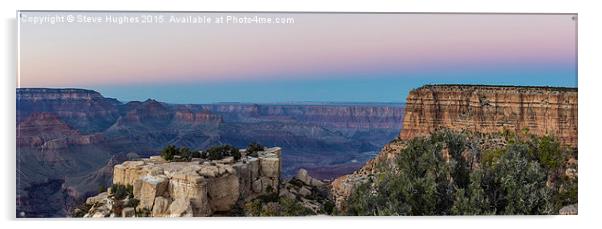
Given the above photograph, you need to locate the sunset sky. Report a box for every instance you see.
[18,12,577,103]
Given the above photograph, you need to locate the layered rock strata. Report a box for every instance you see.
[85,147,281,217]
[331,85,578,211]
[400,85,577,147]
[201,103,404,129]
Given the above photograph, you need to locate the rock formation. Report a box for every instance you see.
[331,84,578,211]
[277,169,331,215]
[17,88,404,217]
[83,147,281,217]
[17,88,121,134]
[400,85,577,147]
[17,112,104,149]
[201,103,404,130]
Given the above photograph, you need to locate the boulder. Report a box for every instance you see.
[295,169,310,184]
[207,173,240,212]
[259,157,280,178]
[298,186,312,197]
[559,204,578,215]
[136,175,168,210]
[86,192,108,205]
[169,173,211,216]
[113,161,147,186]
[295,169,325,187]
[92,211,108,218]
[198,165,219,178]
[168,198,194,217]
[279,188,296,200]
[152,196,171,217]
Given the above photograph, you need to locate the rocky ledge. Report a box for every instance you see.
[82,147,282,217]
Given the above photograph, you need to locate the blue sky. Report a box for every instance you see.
[95,65,577,104]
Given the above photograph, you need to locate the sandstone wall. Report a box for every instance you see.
[400,85,577,147]
[331,84,578,211]
[95,147,281,217]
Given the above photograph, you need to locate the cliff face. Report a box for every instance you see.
[108,100,223,132]
[17,88,122,134]
[331,85,578,210]
[84,147,281,217]
[400,85,577,147]
[17,112,104,149]
[201,103,404,130]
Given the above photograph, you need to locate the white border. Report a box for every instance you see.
[2,1,601,229]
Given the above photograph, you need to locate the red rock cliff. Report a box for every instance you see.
[400,85,577,147]
[331,84,578,210]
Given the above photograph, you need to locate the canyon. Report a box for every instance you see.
[16,88,403,217]
[16,84,578,217]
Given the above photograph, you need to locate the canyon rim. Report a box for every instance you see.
[17,84,578,217]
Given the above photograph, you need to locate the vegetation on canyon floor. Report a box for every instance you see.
[242,178,334,216]
[242,193,314,216]
[344,129,578,216]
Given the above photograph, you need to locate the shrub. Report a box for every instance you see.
[111,184,133,200]
[205,144,241,161]
[265,185,273,193]
[200,151,208,159]
[528,135,564,172]
[243,195,313,216]
[231,149,242,161]
[345,130,571,216]
[160,145,199,162]
[71,203,92,217]
[246,142,264,157]
[244,199,263,216]
[323,200,335,215]
[279,197,313,216]
[556,177,578,207]
[160,145,178,161]
[482,144,553,214]
[481,148,506,167]
[208,150,223,160]
[178,147,192,161]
